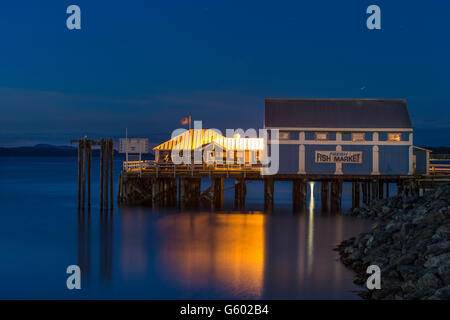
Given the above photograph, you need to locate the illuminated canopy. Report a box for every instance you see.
[153,129,264,151]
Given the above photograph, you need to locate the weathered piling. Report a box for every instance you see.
[105,139,110,211]
[330,180,342,212]
[152,178,160,209]
[109,138,114,211]
[234,178,246,210]
[378,180,384,199]
[74,137,94,211]
[321,181,329,212]
[397,181,403,197]
[292,179,307,212]
[87,140,92,210]
[99,138,115,212]
[386,182,390,198]
[81,138,87,211]
[264,178,274,212]
[77,140,82,210]
[352,182,360,208]
[351,182,356,208]
[362,182,368,205]
[100,140,104,210]
[73,137,115,211]
[180,178,201,210]
[211,177,224,211]
[169,178,178,207]
[371,181,377,201]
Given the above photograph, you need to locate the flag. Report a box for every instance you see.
[180,116,191,125]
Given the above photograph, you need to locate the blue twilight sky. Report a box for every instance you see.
[0,0,449,147]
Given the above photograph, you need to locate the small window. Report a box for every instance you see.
[388,133,401,142]
[279,131,290,140]
[352,133,365,142]
[315,132,328,141]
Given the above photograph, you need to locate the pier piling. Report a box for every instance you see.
[321,181,329,212]
[72,137,114,212]
[234,178,247,210]
[211,177,224,211]
[264,178,274,212]
[109,138,114,211]
[292,179,307,213]
[330,180,342,212]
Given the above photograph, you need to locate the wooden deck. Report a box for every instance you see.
[122,160,412,181]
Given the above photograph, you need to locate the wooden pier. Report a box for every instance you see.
[117,162,428,212]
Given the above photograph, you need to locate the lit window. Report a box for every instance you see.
[279,131,290,140]
[352,133,365,142]
[388,133,401,141]
[315,132,328,141]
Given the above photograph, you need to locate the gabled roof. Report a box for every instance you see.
[265,98,413,129]
[153,129,264,151]
[153,129,222,151]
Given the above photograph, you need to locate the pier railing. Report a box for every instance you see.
[429,164,450,175]
[123,160,263,175]
[429,157,450,175]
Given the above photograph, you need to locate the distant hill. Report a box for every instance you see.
[0,144,154,158]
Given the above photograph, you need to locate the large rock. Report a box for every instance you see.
[437,263,450,285]
[397,265,424,281]
[430,285,450,300]
[424,253,450,268]
[425,241,450,255]
[339,183,450,300]
[416,272,442,292]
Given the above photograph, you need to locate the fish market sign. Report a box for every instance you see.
[315,151,362,163]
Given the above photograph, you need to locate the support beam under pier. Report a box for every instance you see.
[211,177,224,211]
[234,178,246,211]
[330,180,342,212]
[180,177,201,210]
[264,178,274,213]
[292,179,307,213]
[321,181,329,212]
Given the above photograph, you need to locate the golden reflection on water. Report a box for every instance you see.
[116,182,372,299]
[156,213,266,298]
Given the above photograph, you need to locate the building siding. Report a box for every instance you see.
[270,129,412,176]
[378,146,410,174]
[413,148,428,174]
[278,144,300,173]
[342,145,373,175]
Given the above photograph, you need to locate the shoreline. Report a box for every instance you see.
[336,183,450,300]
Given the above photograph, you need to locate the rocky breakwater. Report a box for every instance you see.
[337,183,450,300]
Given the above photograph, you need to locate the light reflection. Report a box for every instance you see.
[157,213,265,298]
[307,181,315,276]
[77,210,91,282]
[116,200,373,299]
[100,213,113,283]
[121,208,149,277]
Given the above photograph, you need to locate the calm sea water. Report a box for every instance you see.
[0,157,373,299]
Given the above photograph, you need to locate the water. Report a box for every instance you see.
[0,157,373,299]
